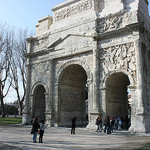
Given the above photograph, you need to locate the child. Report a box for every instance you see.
[39,119,46,143]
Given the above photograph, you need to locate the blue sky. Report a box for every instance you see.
[0,0,150,103]
[0,0,65,103]
[0,0,150,32]
[0,0,64,32]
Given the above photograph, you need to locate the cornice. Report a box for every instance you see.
[52,0,81,11]
[24,48,51,58]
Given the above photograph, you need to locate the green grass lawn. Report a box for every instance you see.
[135,143,150,150]
[0,117,22,124]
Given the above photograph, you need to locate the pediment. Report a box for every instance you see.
[48,34,93,52]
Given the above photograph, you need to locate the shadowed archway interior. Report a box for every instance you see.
[106,72,130,119]
[58,64,87,127]
[33,85,46,122]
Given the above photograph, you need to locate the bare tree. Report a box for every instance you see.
[10,29,28,115]
[0,24,14,117]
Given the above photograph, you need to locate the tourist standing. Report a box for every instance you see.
[104,115,111,134]
[71,115,76,134]
[118,117,122,131]
[114,116,118,130]
[110,117,114,133]
[39,119,46,143]
[30,117,40,143]
[96,116,102,132]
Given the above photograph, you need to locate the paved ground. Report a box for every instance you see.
[0,125,150,150]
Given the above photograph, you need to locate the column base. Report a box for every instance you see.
[86,111,101,130]
[136,107,145,115]
[22,112,31,125]
[45,111,54,127]
[129,109,147,133]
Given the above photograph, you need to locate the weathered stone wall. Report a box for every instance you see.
[23,0,150,133]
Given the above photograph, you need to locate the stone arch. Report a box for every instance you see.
[56,60,91,127]
[56,59,92,84]
[102,69,135,88]
[31,82,47,122]
[31,81,48,95]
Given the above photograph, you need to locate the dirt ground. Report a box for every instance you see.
[0,125,150,150]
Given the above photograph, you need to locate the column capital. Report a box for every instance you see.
[100,87,106,91]
[134,40,141,47]
[128,85,137,90]
[44,92,49,96]
[30,94,35,97]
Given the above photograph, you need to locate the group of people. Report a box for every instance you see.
[96,115,130,134]
[30,115,77,143]
[30,117,46,143]
[30,114,129,143]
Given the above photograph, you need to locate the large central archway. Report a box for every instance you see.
[58,64,87,127]
[106,72,130,128]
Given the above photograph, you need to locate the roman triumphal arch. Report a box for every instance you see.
[23,0,150,132]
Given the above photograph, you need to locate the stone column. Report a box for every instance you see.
[93,48,100,110]
[128,85,136,132]
[45,93,49,113]
[86,79,96,129]
[87,79,93,122]
[45,60,54,126]
[145,49,149,106]
[135,40,144,114]
[30,94,34,119]
[100,87,106,119]
[86,48,100,129]
[54,82,59,127]
[49,60,54,109]
[148,50,150,106]
[134,40,146,132]
[44,92,51,126]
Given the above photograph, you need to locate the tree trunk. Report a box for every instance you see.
[0,95,5,117]
[18,101,23,115]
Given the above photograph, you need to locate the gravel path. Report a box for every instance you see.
[0,125,150,150]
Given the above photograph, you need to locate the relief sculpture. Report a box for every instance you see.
[100,42,136,84]
[31,62,49,85]
[98,15,122,33]
[98,11,133,33]
[54,0,92,21]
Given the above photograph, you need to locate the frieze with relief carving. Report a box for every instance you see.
[54,0,92,21]
[31,61,49,86]
[98,12,133,33]
[100,42,136,84]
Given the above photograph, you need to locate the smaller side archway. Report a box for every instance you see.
[32,84,46,122]
[105,72,130,127]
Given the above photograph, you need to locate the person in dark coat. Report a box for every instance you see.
[96,116,102,132]
[71,115,76,134]
[110,117,114,133]
[30,117,40,143]
[104,115,111,134]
